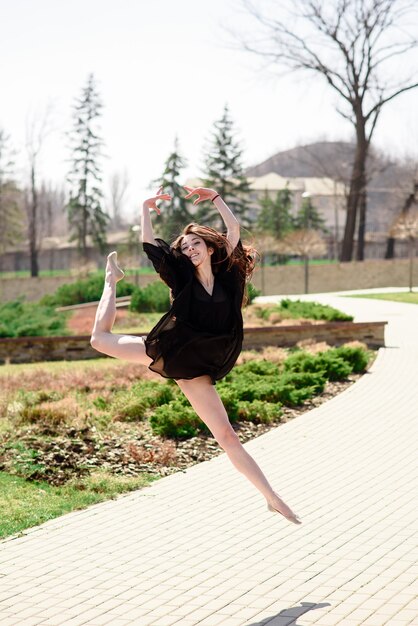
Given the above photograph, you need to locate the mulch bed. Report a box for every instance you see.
[0,374,360,486]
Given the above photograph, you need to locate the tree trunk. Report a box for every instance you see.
[356,186,367,261]
[385,237,395,259]
[29,165,39,277]
[341,120,368,262]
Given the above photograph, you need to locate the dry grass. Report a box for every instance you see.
[125,440,177,465]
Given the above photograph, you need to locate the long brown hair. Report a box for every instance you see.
[171,223,258,305]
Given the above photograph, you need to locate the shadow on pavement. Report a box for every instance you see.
[246,601,331,625]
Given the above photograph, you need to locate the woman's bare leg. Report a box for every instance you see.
[90,252,152,365]
[176,375,301,524]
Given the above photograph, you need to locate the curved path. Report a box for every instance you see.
[0,292,417,626]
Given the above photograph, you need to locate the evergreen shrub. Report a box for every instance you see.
[111,381,175,421]
[237,400,282,424]
[333,346,369,372]
[246,283,261,304]
[40,274,136,307]
[149,401,210,439]
[129,281,170,313]
[257,299,353,322]
[0,300,69,338]
[145,344,370,440]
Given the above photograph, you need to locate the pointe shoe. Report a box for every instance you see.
[106,251,125,282]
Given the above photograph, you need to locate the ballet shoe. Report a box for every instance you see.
[106,251,125,282]
[267,502,302,525]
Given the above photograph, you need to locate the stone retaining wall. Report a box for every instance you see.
[0,321,386,365]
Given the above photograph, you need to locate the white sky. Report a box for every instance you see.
[1,0,417,221]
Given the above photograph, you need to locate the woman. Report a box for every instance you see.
[91,186,301,525]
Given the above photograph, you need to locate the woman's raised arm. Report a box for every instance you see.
[183,186,240,250]
[141,186,171,245]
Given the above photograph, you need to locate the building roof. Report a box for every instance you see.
[185,174,346,196]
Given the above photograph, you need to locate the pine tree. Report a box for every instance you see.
[293,196,328,233]
[67,74,109,260]
[257,188,294,238]
[0,129,23,266]
[199,104,251,230]
[153,137,191,241]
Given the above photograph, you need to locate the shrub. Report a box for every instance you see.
[0,300,69,338]
[275,371,326,405]
[149,401,210,439]
[316,352,353,381]
[246,283,261,305]
[284,349,354,381]
[333,346,369,373]
[257,299,353,322]
[233,360,279,377]
[110,381,175,421]
[40,273,136,307]
[129,281,170,313]
[237,400,282,424]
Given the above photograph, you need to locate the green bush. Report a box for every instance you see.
[0,300,69,338]
[144,345,370,440]
[284,349,354,381]
[129,281,170,313]
[258,299,353,322]
[40,274,136,307]
[149,401,210,439]
[316,352,353,381]
[275,371,326,405]
[333,346,369,372]
[246,283,261,305]
[232,360,279,377]
[110,381,175,421]
[237,400,282,424]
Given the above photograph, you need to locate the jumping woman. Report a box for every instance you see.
[90,186,301,525]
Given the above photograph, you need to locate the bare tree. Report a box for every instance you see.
[389,199,418,291]
[280,229,327,293]
[236,0,418,261]
[25,106,53,276]
[108,169,129,230]
[385,158,418,258]
[0,129,24,269]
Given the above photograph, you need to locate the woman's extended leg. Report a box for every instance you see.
[90,252,152,365]
[176,375,301,524]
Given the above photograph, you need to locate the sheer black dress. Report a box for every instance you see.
[142,238,246,385]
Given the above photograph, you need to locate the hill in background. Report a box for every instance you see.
[246,141,414,234]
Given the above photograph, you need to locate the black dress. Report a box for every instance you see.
[142,238,246,385]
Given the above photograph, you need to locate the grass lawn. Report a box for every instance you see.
[0,267,155,280]
[347,292,418,304]
[0,357,124,377]
[0,470,158,540]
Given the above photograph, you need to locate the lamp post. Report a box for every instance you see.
[131,224,140,286]
[301,191,310,293]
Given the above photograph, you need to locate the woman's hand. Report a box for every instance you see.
[183,186,218,205]
[143,186,172,215]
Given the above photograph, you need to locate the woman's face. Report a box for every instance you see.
[180,234,213,267]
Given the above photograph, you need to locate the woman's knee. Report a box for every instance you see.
[215,425,240,450]
[90,332,101,350]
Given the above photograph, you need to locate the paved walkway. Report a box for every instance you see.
[1,292,417,626]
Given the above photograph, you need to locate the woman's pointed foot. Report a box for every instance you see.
[267,492,302,525]
[106,251,125,282]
